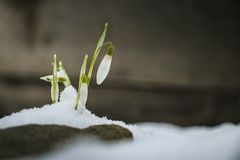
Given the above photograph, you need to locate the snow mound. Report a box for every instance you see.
[0,86,240,160]
[0,86,129,130]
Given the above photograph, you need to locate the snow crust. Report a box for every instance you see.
[0,86,240,160]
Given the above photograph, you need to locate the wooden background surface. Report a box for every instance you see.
[0,0,239,125]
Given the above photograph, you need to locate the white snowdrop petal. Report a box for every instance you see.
[78,83,88,108]
[96,55,112,85]
[51,84,54,101]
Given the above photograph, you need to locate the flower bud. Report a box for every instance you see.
[78,82,88,109]
[96,54,112,85]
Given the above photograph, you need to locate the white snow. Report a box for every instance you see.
[0,86,240,160]
[0,86,128,130]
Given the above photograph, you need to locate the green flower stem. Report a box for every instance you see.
[75,54,88,110]
[96,42,113,53]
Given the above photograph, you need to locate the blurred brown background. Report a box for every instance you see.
[0,0,239,126]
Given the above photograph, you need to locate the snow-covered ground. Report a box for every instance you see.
[0,86,240,160]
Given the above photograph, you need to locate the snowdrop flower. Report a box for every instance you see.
[75,24,114,111]
[40,23,115,110]
[96,46,114,85]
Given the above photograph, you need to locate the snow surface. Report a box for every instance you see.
[0,86,240,160]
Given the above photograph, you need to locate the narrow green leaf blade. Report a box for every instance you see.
[52,54,58,103]
[94,22,108,54]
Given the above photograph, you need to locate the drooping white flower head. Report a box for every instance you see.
[96,54,112,85]
[78,82,88,109]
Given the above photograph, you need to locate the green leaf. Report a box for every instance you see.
[94,22,108,54]
[52,54,58,103]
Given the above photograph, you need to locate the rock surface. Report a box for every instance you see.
[0,124,133,159]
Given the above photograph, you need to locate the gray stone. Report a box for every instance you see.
[0,124,133,159]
